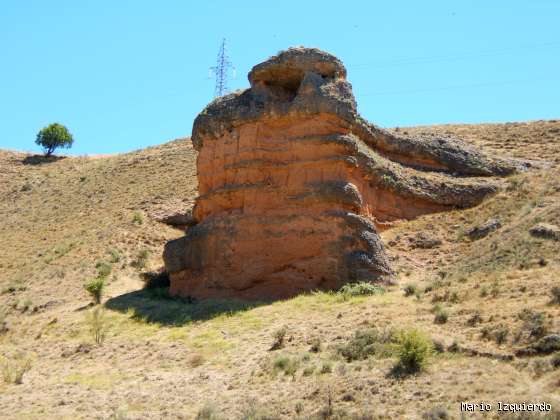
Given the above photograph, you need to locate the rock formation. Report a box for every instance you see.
[164,47,519,300]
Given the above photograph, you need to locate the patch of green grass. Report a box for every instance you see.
[339,282,386,298]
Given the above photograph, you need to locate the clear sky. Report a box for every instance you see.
[1,1,559,155]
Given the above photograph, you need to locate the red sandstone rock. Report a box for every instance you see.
[164,47,520,300]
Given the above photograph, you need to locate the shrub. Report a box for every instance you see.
[195,403,223,420]
[434,306,449,324]
[84,277,105,304]
[1,277,26,295]
[337,327,395,362]
[518,309,548,340]
[551,286,560,305]
[320,361,332,374]
[131,249,150,269]
[1,355,32,384]
[494,324,509,345]
[273,355,299,376]
[339,282,385,298]
[35,123,74,156]
[108,249,121,264]
[309,337,322,353]
[422,406,449,419]
[132,212,144,225]
[86,306,108,345]
[15,298,33,313]
[95,261,112,278]
[269,326,288,351]
[467,311,482,326]
[188,353,205,368]
[302,365,315,376]
[403,283,417,297]
[394,329,433,374]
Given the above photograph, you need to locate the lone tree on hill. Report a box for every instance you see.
[35,123,74,156]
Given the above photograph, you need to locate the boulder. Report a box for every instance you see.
[164,47,518,300]
[467,218,502,240]
[529,223,560,241]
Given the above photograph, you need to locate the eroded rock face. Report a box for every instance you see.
[164,47,519,300]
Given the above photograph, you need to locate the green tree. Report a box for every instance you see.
[35,123,74,156]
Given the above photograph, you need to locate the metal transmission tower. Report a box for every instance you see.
[209,38,235,98]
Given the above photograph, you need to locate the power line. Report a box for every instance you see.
[348,42,560,70]
[357,76,557,97]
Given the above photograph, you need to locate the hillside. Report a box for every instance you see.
[1,120,560,419]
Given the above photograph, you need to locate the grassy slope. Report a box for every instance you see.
[0,120,559,419]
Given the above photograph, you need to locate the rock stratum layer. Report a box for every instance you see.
[164,47,520,300]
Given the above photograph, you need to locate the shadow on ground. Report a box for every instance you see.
[22,155,66,165]
[105,288,267,326]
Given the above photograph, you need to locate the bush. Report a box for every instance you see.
[403,283,417,297]
[269,326,288,351]
[86,306,108,345]
[131,249,150,269]
[319,361,332,374]
[518,309,548,340]
[337,327,395,362]
[84,277,105,304]
[95,261,112,278]
[273,355,299,376]
[309,337,322,353]
[339,282,385,298]
[132,212,144,225]
[422,406,450,419]
[195,403,224,420]
[108,249,121,264]
[35,123,73,156]
[434,306,449,324]
[394,329,433,374]
[1,355,32,385]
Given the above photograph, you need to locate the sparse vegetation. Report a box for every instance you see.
[95,261,112,277]
[1,120,560,416]
[272,355,299,377]
[132,212,144,225]
[339,281,385,298]
[433,305,449,324]
[1,354,32,385]
[269,326,288,351]
[86,306,108,345]
[131,249,150,269]
[403,283,418,297]
[337,327,396,362]
[84,277,106,304]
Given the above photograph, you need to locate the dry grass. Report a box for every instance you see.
[1,121,560,418]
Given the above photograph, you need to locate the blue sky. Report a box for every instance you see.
[1,1,558,155]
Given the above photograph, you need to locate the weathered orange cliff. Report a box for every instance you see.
[164,47,520,300]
